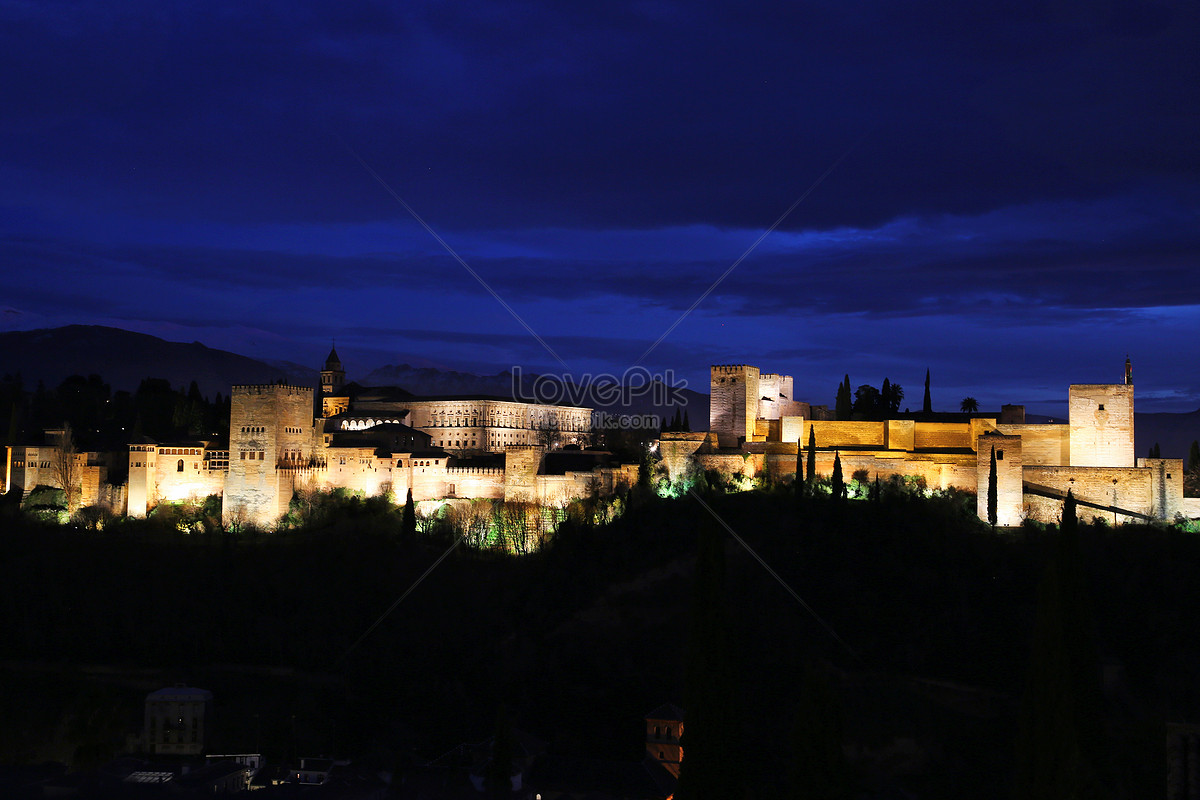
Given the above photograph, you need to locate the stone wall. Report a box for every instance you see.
[976,432,1023,526]
[659,432,715,481]
[1069,384,1134,467]
[1023,464,1154,524]
[914,423,973,451]
[807,421,887,449]
[128,444,227,517]
[995,423,1069,466]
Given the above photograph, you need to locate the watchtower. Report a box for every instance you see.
[710,365,760,448]
[223,383,315,527]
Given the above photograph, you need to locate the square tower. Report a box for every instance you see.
[710,365,760,448]
[1069,384,1134,467]
[224,384,316,528]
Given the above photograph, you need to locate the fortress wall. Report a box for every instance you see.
[996,424,1070,466]
[914,423,972,450]
[694,453,764,481]
[445,469,505,500]
[977,433,1023,526]
[781,416,805,444]
[1181,498,1200,519]
[885,420,915,451]
[807,421,887,449]
[1138,457,1184,520]
[1023,465,1153,524]
[660,432,712,482]
[149,446,226,507]
[1070,384,1134,467]
[760,448,978,489]
[754,419,771,442]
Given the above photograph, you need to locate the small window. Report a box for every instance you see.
[177,459,184,472]
[1098,404,1105,411]
[997,450,1004,460]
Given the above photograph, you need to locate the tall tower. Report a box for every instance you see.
[710,365,760,448]
[320,344,346,395]
[223,383,316,528]
[1069,383,1134,467]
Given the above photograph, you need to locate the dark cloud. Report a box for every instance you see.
[1,0,1198,411]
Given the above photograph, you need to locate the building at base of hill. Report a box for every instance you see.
[659,363,1194,525]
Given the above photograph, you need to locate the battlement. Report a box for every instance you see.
[711,364,758,374]
[231,383,312,396]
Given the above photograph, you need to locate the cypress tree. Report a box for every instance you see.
[402,488,417,538]
[835,376,852,420]
[831,451,844,500]
[922,368,932,414]
[672,408,682,432]
[807,426,817,490]
[682,410,690,432]
[988,445,998,527]
[1189,440,1200,472]
[796,438,805,493]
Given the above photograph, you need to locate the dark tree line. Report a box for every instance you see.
[0,373,230,452]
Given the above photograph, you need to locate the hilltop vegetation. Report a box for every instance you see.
[0,484,1196,796]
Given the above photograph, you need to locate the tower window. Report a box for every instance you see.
[177,459,184,472]
[997,450,1004,460]
[1098,404,1105,410]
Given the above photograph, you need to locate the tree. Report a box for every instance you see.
[682,410,691,432]
[922,368,932,414]
[50,423,82,516]
[1148,442,1161,459]
[1190,440,1200,472]
[795,438,804,492]
[987,445,998,527]
[402,488,417,538]
[806,426,817,490]
[852,385,881,419]
[960,397,979,413]
[881,379,904,416]
[831,451,844,500]
[835,375,852,420]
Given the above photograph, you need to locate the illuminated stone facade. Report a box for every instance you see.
[674,362,1184,526]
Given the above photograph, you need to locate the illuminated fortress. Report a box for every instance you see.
[660,362,1194,525]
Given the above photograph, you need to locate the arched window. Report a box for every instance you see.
[177,459,184,472]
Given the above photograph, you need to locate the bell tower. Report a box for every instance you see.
[320,344,345,395]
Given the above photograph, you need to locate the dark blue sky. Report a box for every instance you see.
[3,1,1198,413]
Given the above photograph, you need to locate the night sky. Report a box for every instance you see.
[3,1,1198,414]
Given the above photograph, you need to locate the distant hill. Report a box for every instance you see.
[0,325,314,398]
